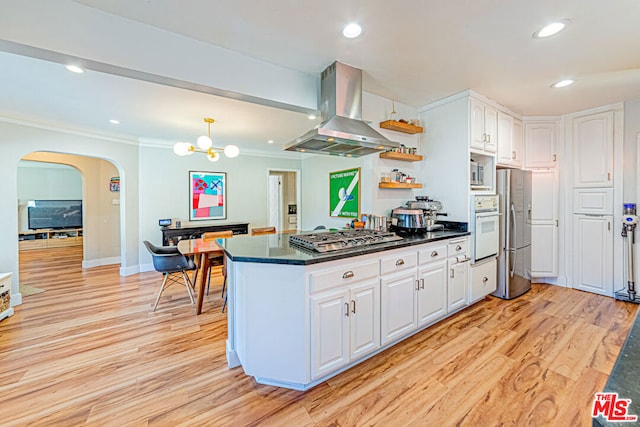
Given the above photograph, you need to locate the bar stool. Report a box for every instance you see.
[202,231,233,311]
[250,226,276,236]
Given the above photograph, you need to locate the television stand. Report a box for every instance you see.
[18,228,83,251]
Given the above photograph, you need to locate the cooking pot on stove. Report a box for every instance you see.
[390,207,427,232]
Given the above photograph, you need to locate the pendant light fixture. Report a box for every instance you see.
[173,117,240,162]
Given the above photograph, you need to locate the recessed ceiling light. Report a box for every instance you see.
[551,79,575,88]
[308,114,317,120]
[109,119,120,125]
[533,20,569,38]
[343,23,362,39]
[267,140,274,144]
[65,65,85,73]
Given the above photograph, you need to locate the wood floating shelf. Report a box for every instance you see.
[379,151,423,162]
[379,120,424,134]
[378,182,423,189]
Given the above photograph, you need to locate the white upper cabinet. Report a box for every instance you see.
[524,121,557,169]
[497,113,523,168]
[573,111,613,187]
[470,98,497,153]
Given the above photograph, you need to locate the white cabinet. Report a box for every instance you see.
[416,243,448,327]
[469,258,497,303]
[531,170,559,277]
[448,257,469,311]
[524,121,557,169]
[573,111,613,187]
[380,270,418,345]
[311,288,349,378]
[311,278,379,379]
[447,239,469,311]
[471,98,497,153]
[497,113,524,168]
[573,215,613,296]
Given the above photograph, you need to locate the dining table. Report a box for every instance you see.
[177,237,224,315]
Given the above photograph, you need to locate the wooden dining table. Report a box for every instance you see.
[177,237,224,315]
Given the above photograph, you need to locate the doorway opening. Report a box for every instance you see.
[16,153,122,301]
[267,169,300,233]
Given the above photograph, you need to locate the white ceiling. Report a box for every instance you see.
[1,0,639,155]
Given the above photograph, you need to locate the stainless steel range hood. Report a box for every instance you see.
[285,61,400,157]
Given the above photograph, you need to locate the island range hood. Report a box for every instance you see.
[285,61,400,157]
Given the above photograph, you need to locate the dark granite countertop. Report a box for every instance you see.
[221,229,470,265]
[594,307,640,426]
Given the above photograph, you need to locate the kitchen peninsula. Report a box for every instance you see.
[221,227,485,390]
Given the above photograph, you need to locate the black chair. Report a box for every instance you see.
[143,241,197,312]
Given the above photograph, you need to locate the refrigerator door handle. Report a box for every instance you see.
[509,249,515,278]
[510,203,517,251]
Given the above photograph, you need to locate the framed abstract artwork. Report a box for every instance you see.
[189,171,227,220]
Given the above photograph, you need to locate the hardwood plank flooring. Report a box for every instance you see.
[1,247,637,426]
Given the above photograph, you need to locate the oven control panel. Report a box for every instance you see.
[473,195,498,212]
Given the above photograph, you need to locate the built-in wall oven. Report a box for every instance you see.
[470,195,500,263]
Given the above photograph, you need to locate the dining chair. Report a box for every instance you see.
[202,230,233,310]
[143,240,197,312]
[251,226,276,236]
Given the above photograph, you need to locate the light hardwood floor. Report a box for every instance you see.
[2,247,637,426]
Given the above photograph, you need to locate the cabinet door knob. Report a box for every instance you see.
[482,277,488,283]
[342,271,354,279]
[456,245,462,251]
[396,259,405,266]
[421,278,425,289]
[351,300,356,314]
[431,251,438,257]
[345,302,350,317]
[450,269,455,279]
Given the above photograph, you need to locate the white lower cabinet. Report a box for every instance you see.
[311,278,379,379]
[470,258,497,303]
[573,214,613,296]
[380,270,418,345]
[448,256,469,311]
[417,261,447,326]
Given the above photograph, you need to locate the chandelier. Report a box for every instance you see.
[173,117,240,162]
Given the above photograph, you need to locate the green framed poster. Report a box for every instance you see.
[329,167,360,218]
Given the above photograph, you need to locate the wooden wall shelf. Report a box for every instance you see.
[379,151,423,162]
[380,120,424,134]
[378,182,423,189]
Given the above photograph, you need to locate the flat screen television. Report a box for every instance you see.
[27,200,83,230]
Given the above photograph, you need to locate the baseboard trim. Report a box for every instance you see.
[82,257,121,269]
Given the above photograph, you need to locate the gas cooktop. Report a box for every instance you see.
[289,229,403,253]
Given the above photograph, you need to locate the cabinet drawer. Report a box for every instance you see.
[418,244,448,265]
[573,188,613,214]
[470,258,496,302]
[380,251,418,276]
[448,239,468,256]
[310,260,378,294]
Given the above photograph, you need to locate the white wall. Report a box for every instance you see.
[0,118,139,302]
[137,144,301,269]
[623,99,640,202]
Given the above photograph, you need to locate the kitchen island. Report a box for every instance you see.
[221,228,475,390]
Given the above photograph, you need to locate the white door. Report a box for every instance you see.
[483,105,498,153]
[573,215,613,296]
[530,170,559,278]
[380,272,417,345]
[349,280,380,359]
[497,111,513,166]
[470,99,486,150]
[448,258,469,311]
[573,111,613,187]
[268,175,281,230]
[474,212,500,261]
[511,118,523,168]
[417,261,447,326]
[310,288,349,379]
[525,121,557,169]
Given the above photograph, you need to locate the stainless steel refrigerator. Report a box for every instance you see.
[492,169,532,299]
